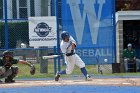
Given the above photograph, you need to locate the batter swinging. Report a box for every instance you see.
[55,31,92,81]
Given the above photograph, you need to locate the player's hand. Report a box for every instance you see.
[30,64,35,75]
[66,50,74,56]
[127,58,130,60]
[66,53,72,56]
[133,57,136,60]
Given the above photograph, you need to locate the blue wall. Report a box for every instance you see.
[62,0,116,64]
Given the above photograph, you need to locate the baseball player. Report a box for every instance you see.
[55,31,92,81]
[0,50,35,83]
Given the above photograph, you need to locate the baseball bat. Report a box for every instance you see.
[42,55,60,59]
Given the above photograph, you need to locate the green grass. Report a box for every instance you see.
[15,63,97,78]
[15,63,54,78]
[14,62,140,79]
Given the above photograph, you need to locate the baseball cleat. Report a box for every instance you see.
[5,78,15,83]
[55,74,60,81]
[0,80,2,83]
[85,75,92,81]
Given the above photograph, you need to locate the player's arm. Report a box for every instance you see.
[70,36,76,50]
[18,60,35,75]
[133,49,137,60]
[69,43,76,55]
[122,49,127,58]
[18,60,33,67]
[65,42,76,56]
[60,43,67,54]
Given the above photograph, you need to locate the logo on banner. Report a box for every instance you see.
[34,22,52,37]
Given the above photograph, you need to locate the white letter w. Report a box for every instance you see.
[67,0,105,44]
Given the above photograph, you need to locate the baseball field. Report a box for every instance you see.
[1,63,140,93]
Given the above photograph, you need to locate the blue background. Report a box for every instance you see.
[62,0,115,64]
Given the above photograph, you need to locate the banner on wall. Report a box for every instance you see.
[29,16,57,47]
[62,0,115,64]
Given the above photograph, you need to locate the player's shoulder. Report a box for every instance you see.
[69,36,76,43]
[124,49,127,51]
[60,40,66,48]
[13,58,19,61]
[69,36,75,40]
[123,49,127,51]
[60,40,65,45]
[132,48,136,51]
[13,57,20,61]
[12,58,20,63]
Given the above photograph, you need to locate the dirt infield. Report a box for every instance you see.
[0,78,140,88]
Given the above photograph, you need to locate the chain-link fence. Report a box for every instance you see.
[0,0,63,78]
[0,0,127,81]
[0,0,60,49]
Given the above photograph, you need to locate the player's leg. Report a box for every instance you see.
[136,59,140,71]
[55,56,75,81]
[0,67,6,77]
[80,67,91,79]
[55,70,66,81]
[0,66,14,83]
[0,68,13,83]
[124,58,128,72]
[5,66,18,83]
[0,67,6,82]
[74,54,92,81]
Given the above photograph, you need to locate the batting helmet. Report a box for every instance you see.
[61,31,70,40]
[3,50,13,57]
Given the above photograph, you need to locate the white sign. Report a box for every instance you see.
[29,16,57,47]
